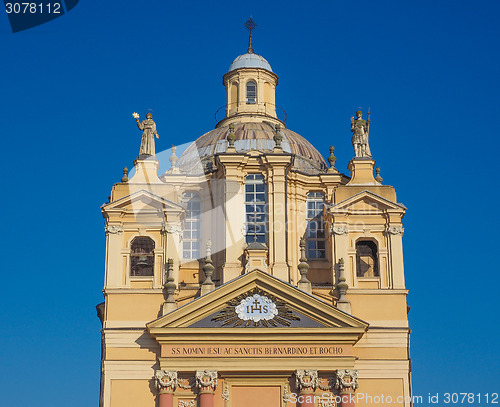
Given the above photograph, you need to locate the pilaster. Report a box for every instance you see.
[264,154,292,282]
[386,225,406,289]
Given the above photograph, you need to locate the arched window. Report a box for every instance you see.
[130,237,155,276]
[182,192,201,260]
[356,240,379,277]
[245,174,267,244]
[246,80,257,104]
[306,192,326,259]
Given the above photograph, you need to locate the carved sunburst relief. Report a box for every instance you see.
[212,288,300,327]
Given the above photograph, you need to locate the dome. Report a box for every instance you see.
[177,122,328,175]
[228,53,273,73]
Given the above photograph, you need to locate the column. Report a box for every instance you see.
[295,369,318,407]
[196,370,218,407]
[155,370,178,407]
[335,370,358,407]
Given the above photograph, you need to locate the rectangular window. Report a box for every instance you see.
[246,81,257,104]
[245,174,267,244]
[182,192,201,260]
[306,192,326,259]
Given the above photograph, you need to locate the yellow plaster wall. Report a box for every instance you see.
[130,280,154,289]
[106,294,164,321]
[335,185,397,203]
[110,379,154,407]
[179,263,201,284]
[349,294,407,321]
[353,347,407,360]
[231,386,281,407]
[357,378,405,407]
[106,347,159,361]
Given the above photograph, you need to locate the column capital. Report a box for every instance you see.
[335,369,359,392]
[195,370,218,393]
[295,369,318,392]
[155,370,178,393]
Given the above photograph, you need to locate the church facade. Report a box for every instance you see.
[97,29,411,407]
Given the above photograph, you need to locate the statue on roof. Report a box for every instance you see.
[133,112,159,156]
[350,110,372,158]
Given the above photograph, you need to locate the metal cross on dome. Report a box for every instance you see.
[244,17,257,33]
[244,17,257,54]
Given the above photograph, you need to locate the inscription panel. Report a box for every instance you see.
[162,344,352,358]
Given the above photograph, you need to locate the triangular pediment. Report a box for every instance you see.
[148,270,368,331]
[101,189,184,215]
[329,190,406,215]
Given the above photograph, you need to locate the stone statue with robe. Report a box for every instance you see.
[133,112,159,156]
[350,110,372,158]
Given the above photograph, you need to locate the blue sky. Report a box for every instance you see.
[1,1,499,406]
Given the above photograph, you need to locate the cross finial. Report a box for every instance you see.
[244,17,257,54]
